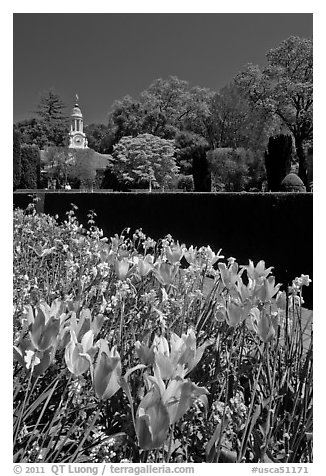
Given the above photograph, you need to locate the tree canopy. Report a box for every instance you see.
[108,76,214,144]
[108,133,179,190]
[15,90,69,149]
[235,36,312,187]
[13,36,313,192]
[43,147,109,189]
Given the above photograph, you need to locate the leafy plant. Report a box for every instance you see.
[13,203,313,462]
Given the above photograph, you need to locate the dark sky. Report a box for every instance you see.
[13,13,313,125]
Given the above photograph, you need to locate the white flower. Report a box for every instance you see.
[24,350,40,370]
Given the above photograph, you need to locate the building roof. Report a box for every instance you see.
[71,104,82,118]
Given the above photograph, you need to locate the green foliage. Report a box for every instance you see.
[35,90,70,147]
[15,118,49,148]
[245,151,267,191]
[13,128,21,190]
[15,90,69,149]
[84,123,114,154]
[265,135,293,191]
[42,147,74,188]
[139,76,213,139]
[108,95,145,143]
[108,76,214,144]
[69,149,109,190]
[19,144,40,189]
[174,131,207,175]
[13,205,312,463]
[42,147,109,189]
[177,174,194,192]
[208,83,279,151]
[207,148,263,192]
[109,133,179,190]
[108,77,215,187]
[235,36,313,187]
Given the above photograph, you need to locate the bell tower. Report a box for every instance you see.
[68,94,88,149]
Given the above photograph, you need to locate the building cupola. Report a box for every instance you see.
[68,94,88,149]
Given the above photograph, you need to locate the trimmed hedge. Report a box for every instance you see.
[13,191,313,307]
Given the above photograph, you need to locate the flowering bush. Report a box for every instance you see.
[13,202,312,463]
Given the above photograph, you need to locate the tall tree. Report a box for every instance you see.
[208,83,280,151]
[174,131,201,175]
[109,133,179,190]
[264,135,293,191]
[140,76,213,139]
[108,76,214,144]
[108,95,144,143]
[191,142,211,192]
[15,90,69,149]
[35,90,70,147]
[84,123,114,154]
[235,36,312,188]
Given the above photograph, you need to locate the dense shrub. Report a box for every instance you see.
[207,148,249,191]
[42,147,109,189]
[13,129,21,190]
[207,148,266,191]
[177,174,194,191]
[19,144,41,189]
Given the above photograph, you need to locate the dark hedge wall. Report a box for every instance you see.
[13,191,313,307]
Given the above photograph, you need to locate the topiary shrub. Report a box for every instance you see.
[265,135,292,191]
[192,142,211,192]
[280,173,306,192]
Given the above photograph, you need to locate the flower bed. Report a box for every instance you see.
[13,203,313,463]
